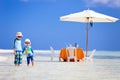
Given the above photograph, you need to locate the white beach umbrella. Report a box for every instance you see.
[60,9,119,57]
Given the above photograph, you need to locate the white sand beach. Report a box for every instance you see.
[0,56,8,62]
[0,50,120,80]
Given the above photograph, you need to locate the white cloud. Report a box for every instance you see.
[85,0,120,8]
[91,0,110,4]
[20,0,29,2]
[20,0,56,2]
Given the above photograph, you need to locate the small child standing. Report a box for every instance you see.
[22,38,35,66]
[13,32,23,67]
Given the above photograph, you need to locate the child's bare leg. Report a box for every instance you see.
[15,64,20,67]
[15,64,18,67]
[31,61,34,66]
[27,64,29,66]
[18,64,20,66]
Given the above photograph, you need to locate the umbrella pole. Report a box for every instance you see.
[86,17,89,57]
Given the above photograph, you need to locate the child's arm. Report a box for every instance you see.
[22,47,25,54]
[13,49,16,56]
[31,48,36,57]
[13,39,16,55]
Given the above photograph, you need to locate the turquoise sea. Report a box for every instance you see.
[1,50,120,61]
[36,50,120,59]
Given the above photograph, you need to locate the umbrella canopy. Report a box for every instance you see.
[60,9,119,57]
[60,9,118,22]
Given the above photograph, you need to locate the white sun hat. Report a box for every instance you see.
[16,32,23,37]
[25,38,31,43]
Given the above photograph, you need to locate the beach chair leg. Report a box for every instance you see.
[67,58,70,62]
[59,57,61,61]
[51,56,53,61]
[74,58,77,62]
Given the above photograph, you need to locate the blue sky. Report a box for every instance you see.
[0,0,120,51]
